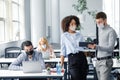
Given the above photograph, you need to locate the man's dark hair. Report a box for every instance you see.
[96,12,107,20]
[61,15,80,32]
[21,40,33,50]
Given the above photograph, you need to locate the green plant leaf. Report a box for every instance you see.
[72,0,88,14]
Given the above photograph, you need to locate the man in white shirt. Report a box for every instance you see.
[88,12,117,80]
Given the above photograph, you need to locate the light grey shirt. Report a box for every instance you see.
[96,25,117,57]
[60,31,85,57]
[8,50,45,70]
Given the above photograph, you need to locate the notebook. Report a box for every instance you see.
[22,61,42,73]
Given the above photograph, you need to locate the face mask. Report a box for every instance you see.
[26,50,33,55]
[41,44,46,49]
[28,58,32,61]
[97,23,105,29]
[69,26,76,31]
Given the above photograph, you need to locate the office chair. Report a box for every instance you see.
[5,47,21,58]
[113,38,119,58]
[114,38,119,49]
[0,47,21,70]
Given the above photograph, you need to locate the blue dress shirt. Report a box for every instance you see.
[8,50,45,70]
[60,31,85,57]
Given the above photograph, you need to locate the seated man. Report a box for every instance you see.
[9,40,46,80]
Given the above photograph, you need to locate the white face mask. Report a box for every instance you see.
[97,23,105,29]
[28,57,32,61]
[41,44,46,49]
[69,26,76,31]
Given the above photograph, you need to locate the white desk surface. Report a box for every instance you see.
[1,57,120,67]
[54,49,96,53]
[7,49,119,53]
[0,70,64,78]
[7,49,95,53]
[54,49,119,52]
[0,58,68,64]
[44,58,68,62]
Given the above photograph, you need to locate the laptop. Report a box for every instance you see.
[22,61,42,73]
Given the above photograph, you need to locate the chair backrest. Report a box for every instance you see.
[114,38,119,49]
[5,47,21,58]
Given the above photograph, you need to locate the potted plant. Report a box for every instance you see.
[72,0,88,30]
[46,67,51,74]
[72,0,97,23]
[116,56,120,60]
[72,0,88,14]
[88,10,97,22]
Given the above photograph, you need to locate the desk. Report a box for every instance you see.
[6,48,119,54]
[0,70,64,79]
[54,49,119,54]
[0,49,119,80]
[54,49,61,53]
[0,58,68,65]
[54,49,96,53]
[0,58,16,64]
[0,58,68,80]
[45,58,68,80]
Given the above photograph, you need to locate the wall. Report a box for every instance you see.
[25,0,103,44]
[46,0,60,43]
[24,0,31,40]
[59,0,102,40]
[30,0,46,47]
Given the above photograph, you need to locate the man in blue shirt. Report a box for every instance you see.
[9,40,46,80]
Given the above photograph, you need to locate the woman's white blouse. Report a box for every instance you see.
[60,32,85,57]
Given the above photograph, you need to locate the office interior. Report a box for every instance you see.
[0,0,120,80]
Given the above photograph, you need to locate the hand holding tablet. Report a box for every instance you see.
[79,42,94,47]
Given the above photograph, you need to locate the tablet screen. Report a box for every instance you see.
[79,42,94,47]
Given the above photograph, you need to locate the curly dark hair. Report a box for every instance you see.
[61,15,80,32]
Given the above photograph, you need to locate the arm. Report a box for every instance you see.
[60,55,64,67]
[60,35,66,67]
[38,52,46,69]
[8,53,25,70]
[96,30,117,52]
[88,30,117,52]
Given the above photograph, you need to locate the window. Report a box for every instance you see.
[0,21,5,42]
[12,0,20,40]
[0,0,5,42]
[103,0,120,36]
[0,0,25,43]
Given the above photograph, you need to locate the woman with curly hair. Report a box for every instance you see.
[60,15,88,80]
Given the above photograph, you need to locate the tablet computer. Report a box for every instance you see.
[79,42,94,47]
